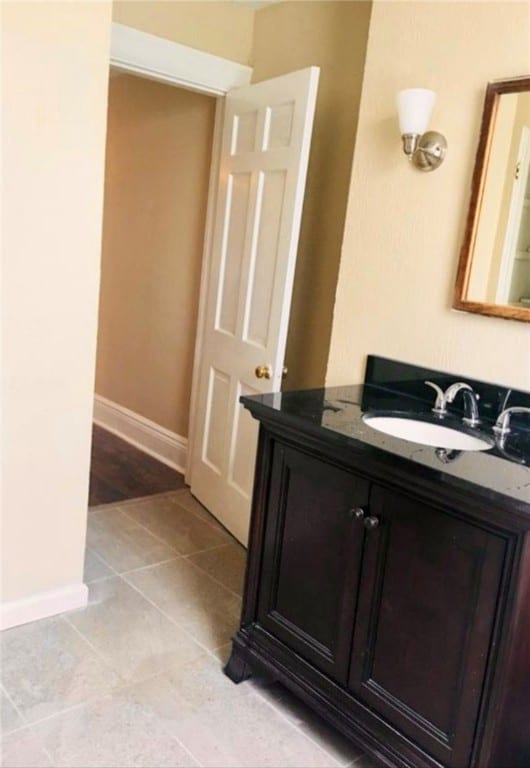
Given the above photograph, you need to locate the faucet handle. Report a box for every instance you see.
[494,406,530,437]
[425,381,446,414]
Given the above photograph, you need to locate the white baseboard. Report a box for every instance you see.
[1,583,88,631]
[93,395,188,474]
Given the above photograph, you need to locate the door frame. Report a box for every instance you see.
[110,23,251,95]
[109,23,253,482]
[495,125,530,303]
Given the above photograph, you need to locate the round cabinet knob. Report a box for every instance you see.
[363,516,379,530]
[255,365,272,380]
[351,507,365,520]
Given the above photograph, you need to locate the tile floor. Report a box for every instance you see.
[1,489,376,768]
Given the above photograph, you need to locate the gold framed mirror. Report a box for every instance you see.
[454,76,530,321]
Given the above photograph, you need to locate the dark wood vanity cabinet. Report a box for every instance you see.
[257,442,369,685]
[347,485,505,768]
[226,418,530,768]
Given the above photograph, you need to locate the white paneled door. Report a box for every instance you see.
[189,67,319,544]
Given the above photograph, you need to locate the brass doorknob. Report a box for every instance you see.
[255,365,272,380]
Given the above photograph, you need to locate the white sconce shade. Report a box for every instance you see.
[396,87,446,171]
[397,88,436,135]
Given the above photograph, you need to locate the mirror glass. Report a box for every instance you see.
[454,77,530,321]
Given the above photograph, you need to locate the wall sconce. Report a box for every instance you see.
[397,88,447,171]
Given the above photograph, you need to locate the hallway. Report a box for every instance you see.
[89,426,185,507]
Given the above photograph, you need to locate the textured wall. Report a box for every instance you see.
[2,1,112,601]
[327,0,530,390]
[95,75,215,436]
[112,0,255,64]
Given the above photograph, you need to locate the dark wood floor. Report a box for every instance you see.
[89,424,186,507]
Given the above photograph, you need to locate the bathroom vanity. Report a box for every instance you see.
[224,357,530,768]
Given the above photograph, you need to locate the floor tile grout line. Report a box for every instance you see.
[84,546,120,583]
[120,573,218,658]
[37,659,204,768]
[61,614,128,685]
[85,545,116,571]
[15,680,201,768]
[349,757,373,768]
[204,644,233,667]
[119,554,185,578]
[169,505,228,534]
[0,680,31,733]
[87,538,240,589]
[22,657,204,768]
[115,671,204,768]
[84,573,119,586]
[87,496,165,516]
[184,554,244,601]
[38,737,57,767]
[116,542,243,605]
[0,721,32,738]
[90,488,240,555]
[183,541,234,558]
[88,488,188,513]
[87,510,182,571]
[1,718,57,768]
[208,642,230,659]
[17,669,169,735]
[83,543,122,580]
[12,648,204,768]
[6,481,354,768]
[118,498,220,555]
[86,536,243,657]
[116,504,189,557]
[89,486,231,542]
[109,505,240,574]
[160,727,203,768]
[116,539,238,580]
[33,674,202,768]
[166,490,239,536]
[183,541,232,557]
[86,504,242,600]
[250,685,345,768]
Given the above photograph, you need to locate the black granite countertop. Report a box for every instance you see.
[241,381,530,513]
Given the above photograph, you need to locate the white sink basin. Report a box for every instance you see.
[363,414,494,452]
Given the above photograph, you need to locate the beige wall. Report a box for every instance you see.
[2,2,112,602]
[112,1,255,64]
[95,75,215,436]
[6,0,530,614]
[252,1,372,389]
[327,0,530,391]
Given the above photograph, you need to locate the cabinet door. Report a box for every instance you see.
[349,485,506,768]
[257,442,369,684]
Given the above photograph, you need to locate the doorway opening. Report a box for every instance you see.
[89,67,217,507]
[84,59,247,647]
[89,23,317,549]
[87,23,250,519]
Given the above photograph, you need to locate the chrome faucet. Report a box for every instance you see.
[446,383,481,427]
[425,381,481,426]
[493,406,530,437]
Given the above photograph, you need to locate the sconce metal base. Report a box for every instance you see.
[411,131,447,171]
[401,131,447,171]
